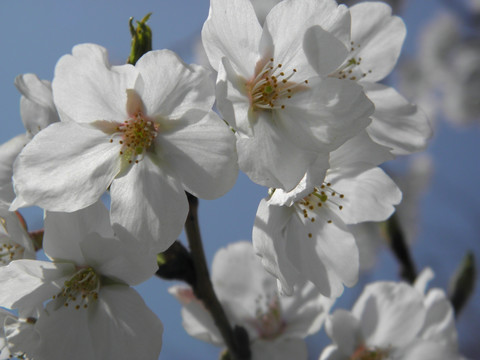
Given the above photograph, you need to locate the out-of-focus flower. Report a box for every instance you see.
[401,12,480,126]
[0,201,163,360]
[319,268,463,360]
[11,43,238,252]
[202,0,373,191]
[0,74,59,206]
[170,241,332,360]
[0,307,39,360]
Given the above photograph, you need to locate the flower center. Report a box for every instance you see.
[0,242,25,265]
[296,183,345,238]
[53,267,100,310]
[252,294,285,340]
[331,41,372,81]
[246,58,308,111]
[114,112,158,164]
[351,344,389,360]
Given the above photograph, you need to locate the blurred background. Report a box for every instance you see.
[0,0,478,358]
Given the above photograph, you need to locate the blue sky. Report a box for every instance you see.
[0,0,479,359]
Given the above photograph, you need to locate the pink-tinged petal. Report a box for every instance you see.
[15,74,59,136]
[326,164,402,224]
[169,285,224,346]
[237,112,319,190]
[88,285,163,360]
[125,88,145,116]
[109,155,188,252]
[353,282,425,348]
[80,228,158,286]
[253,199,300,296]
[350,2,406,82]
[43,201,114,264]
[135,50,215,118]
[277,77,373,154]
[35,300,95,360]
[157,110,238,200]
[325,309,363,356]
[202,0,262,75]
[11,122,121,212]
[281,281,333,338]
[251,338,307,360]
[364,82,432,156]
[52,43,137,124]
[216,57,253,136]
[0,260,74,310]
[329,130,394,169]
[286,211,359,298]
[264,0,350,80]
[0,134,28,205]
[303,26,348,76]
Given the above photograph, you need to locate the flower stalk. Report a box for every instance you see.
[185,193,251,360]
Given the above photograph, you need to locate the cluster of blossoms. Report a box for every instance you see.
[0,0,467,359]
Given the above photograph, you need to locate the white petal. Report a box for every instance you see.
[237,113,319,190]
[286,211,359,298]
[11,122,121,212]
[325,309,363,356]
[15,74,59,136]
[0,260,74,310]
[277,77,373,154]
[110,155,188,252]
[303,26,348,76]
[135,50,215,119]
[0,134,28,205]
[88,285,163,360]
[201,0,262,75]
[319,345,348,360]
[364,82,433,156]
[281,281,333,338]
[43,201,114,264]
[158,110,238,199]
[329,130,394,168]
[253,199,300,296]
[53,43,137,124]
[80,228,158,286]
[398,340,462,360]
[216,57,253,136]
[353,282,425,348]
[326,164,402,224]
[350,2,406,82]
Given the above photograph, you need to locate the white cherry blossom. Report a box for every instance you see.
[0,201,163,360]
[202,0,374,190]
[319,269,463,360]
[0,207,35,266]
[169,241,332,360]
[11,44,238,252]
[253,133,401,298]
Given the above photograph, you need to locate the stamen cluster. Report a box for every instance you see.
[246,58,307,110]
[252,294,285,340]
[0,243,25,265]
[351,344,389,360]
[53,267,100,310]
[113,113,158,164]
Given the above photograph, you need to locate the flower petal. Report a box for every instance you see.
[0,260,74,310]
[253,199,300,296]
[364,82,432,156]
[135,50,215,119]
[110,155,188,252]
[325,164,402,224]
[325,309,363,356]
[202,0,262,75]
[0,134,28,205]
[11,122,121,212]
[157,110,238,199]
[251,338,307,360]
[353,282,425,348]
[350,2,406,82]
[43,201,114,264]
[52,43,137,124]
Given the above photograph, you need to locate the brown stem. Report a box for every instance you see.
[184,193,250,360]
